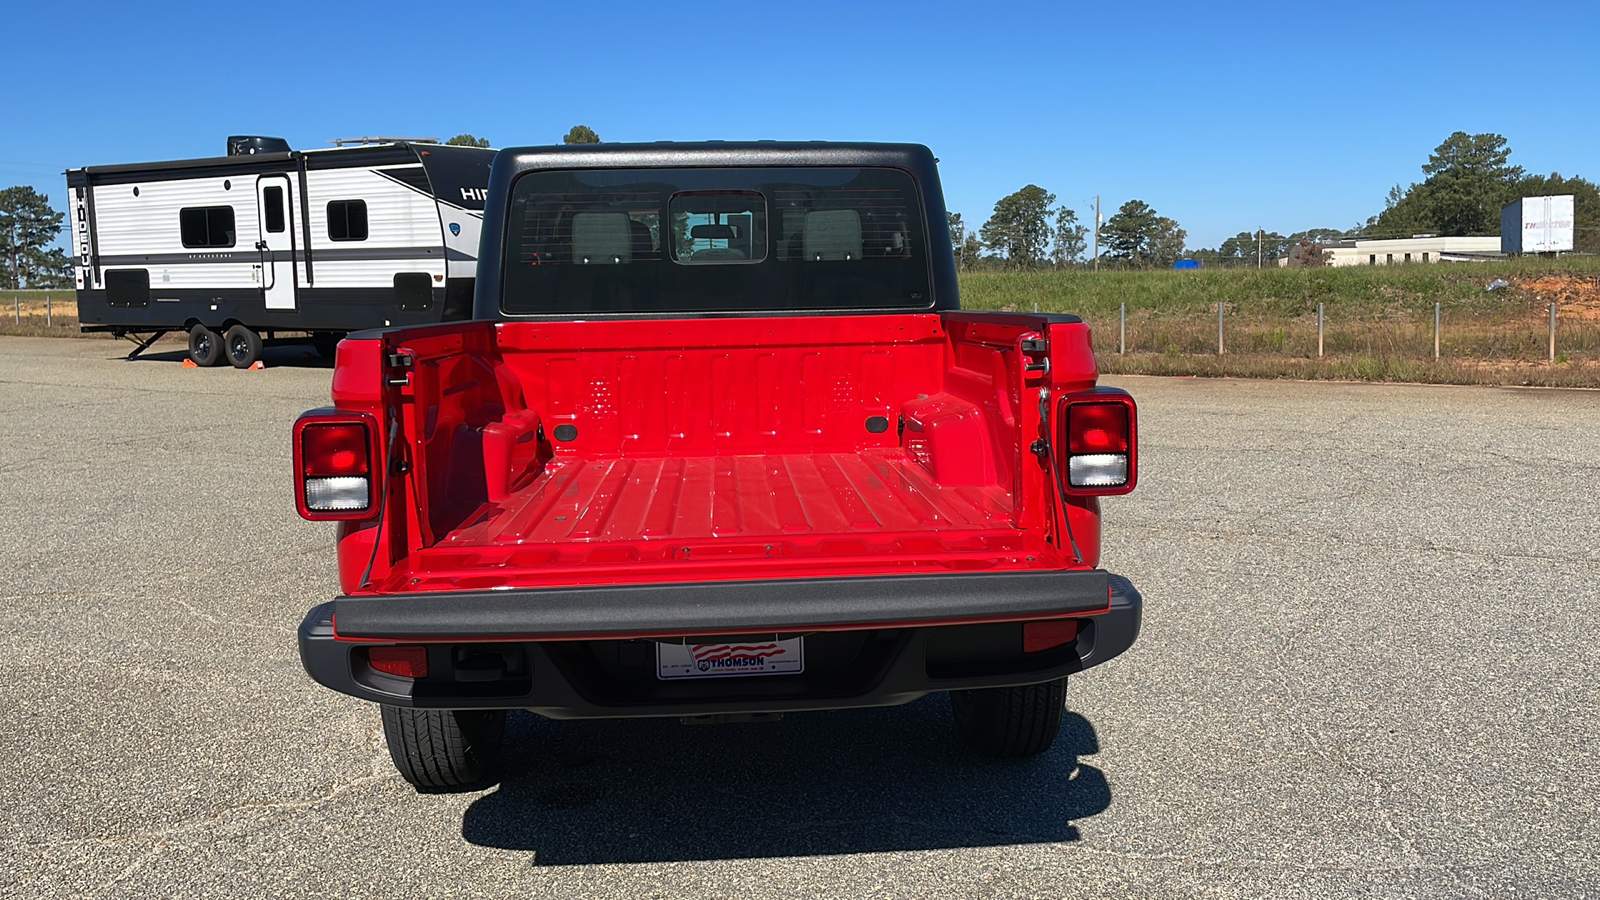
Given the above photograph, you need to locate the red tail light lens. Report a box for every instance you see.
[1068,403,1129,455]
[301,423,370,477]
[1058,391,1138,496]
[368,645,428,679]
[293,412,381,520]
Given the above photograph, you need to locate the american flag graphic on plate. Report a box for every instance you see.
[656,638,805,679]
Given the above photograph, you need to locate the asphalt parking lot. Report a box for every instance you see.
[2,335,1596,898]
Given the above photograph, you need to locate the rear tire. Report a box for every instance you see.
[224,324,262,368]
[379,706,506,791]
[187,325,223,367]
[950,676,1068,758]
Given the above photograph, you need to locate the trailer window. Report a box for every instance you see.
[179,206,236,248]
[503,167,929,314]
[327,200,368,242]
[263,186,286,233]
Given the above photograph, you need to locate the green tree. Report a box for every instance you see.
[563,125,601,145]
[948,212,984,271]
[1374,132,1524,238]
[0,186,67,289]
[1370,184,1430,238]
[445,134,491,148]
[1099,199,1185,268]
[1288,226,1349,244]
[979,185,1055,269]
[1217,230,1288,267]
[957,232,986,271]
[1051,207,1088,266]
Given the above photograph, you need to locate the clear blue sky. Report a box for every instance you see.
[4,0,1597,251]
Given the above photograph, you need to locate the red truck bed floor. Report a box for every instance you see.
[389,450,1047,593]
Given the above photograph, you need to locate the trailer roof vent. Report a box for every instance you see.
[227,136,292,156]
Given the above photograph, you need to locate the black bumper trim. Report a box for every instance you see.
[331,569,1113,640]
[297,573,1142,716]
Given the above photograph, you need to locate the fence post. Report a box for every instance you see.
[46,295,52,328]
[1119,302,1126,355]
[1217,303,1224,355]
[1550,302,1557,363]
[1318,303,1324,358]
[12,295,16,325]
[1434,302,1440,360]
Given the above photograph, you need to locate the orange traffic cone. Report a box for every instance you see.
[182,359,199,368]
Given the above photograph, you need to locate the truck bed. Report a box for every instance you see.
[389,450,1026,591]
[348,312,1101,595]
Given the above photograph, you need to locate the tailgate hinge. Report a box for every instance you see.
[386,352,413,387]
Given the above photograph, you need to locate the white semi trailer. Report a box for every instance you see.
[1501,195,1575,255]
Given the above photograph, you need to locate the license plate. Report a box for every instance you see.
[656,638,805,680]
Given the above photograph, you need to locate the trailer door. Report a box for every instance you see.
[256,175,296,310]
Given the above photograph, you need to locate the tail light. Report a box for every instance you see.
[293,410,382,520]
[1058,389,1137,495]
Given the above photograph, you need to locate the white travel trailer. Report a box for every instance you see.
[66,136,494,366]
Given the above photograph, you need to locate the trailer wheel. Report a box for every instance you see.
[223,325,262,368]
[187,325,224,367]
[380,706,506,792]
[950,676,1068,758]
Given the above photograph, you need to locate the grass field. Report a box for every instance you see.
[961,258,1600,386]
[7,260,1600,385]
[0,290,80,337]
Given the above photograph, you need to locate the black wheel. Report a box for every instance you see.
[379,706,506,791]
[223,324,262,368]
[187,324,223,367]
[312,332,344,359]
[951,676,1068,758]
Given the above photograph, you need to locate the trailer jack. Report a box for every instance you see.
[118,331,169,360]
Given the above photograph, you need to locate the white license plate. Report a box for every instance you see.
[656,638,805,680]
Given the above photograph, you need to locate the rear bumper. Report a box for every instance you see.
[298,570,1142,718]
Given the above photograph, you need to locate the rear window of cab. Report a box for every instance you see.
[502,166,931,315]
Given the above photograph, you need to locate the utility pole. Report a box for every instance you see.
[1093,195,1100,272]
[1257,229,1263,269]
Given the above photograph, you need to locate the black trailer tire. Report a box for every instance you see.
[950,676,1068,758]
[223,324,262,368]
[379,706,506,792]
[187,325,224,367]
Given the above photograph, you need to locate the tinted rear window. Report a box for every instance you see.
[503,167,930,314]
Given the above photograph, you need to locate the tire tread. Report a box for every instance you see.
[379,706,505,791]
[951,677,1067,758]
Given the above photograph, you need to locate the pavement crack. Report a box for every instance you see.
[10,733,398,869]
[1265,632,1423,869]
[164,595,295,635]
[83,840,169,900]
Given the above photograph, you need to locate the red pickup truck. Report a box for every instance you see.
[295,143,1141,790]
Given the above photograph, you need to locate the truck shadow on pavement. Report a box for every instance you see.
[459,697,1110,864]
